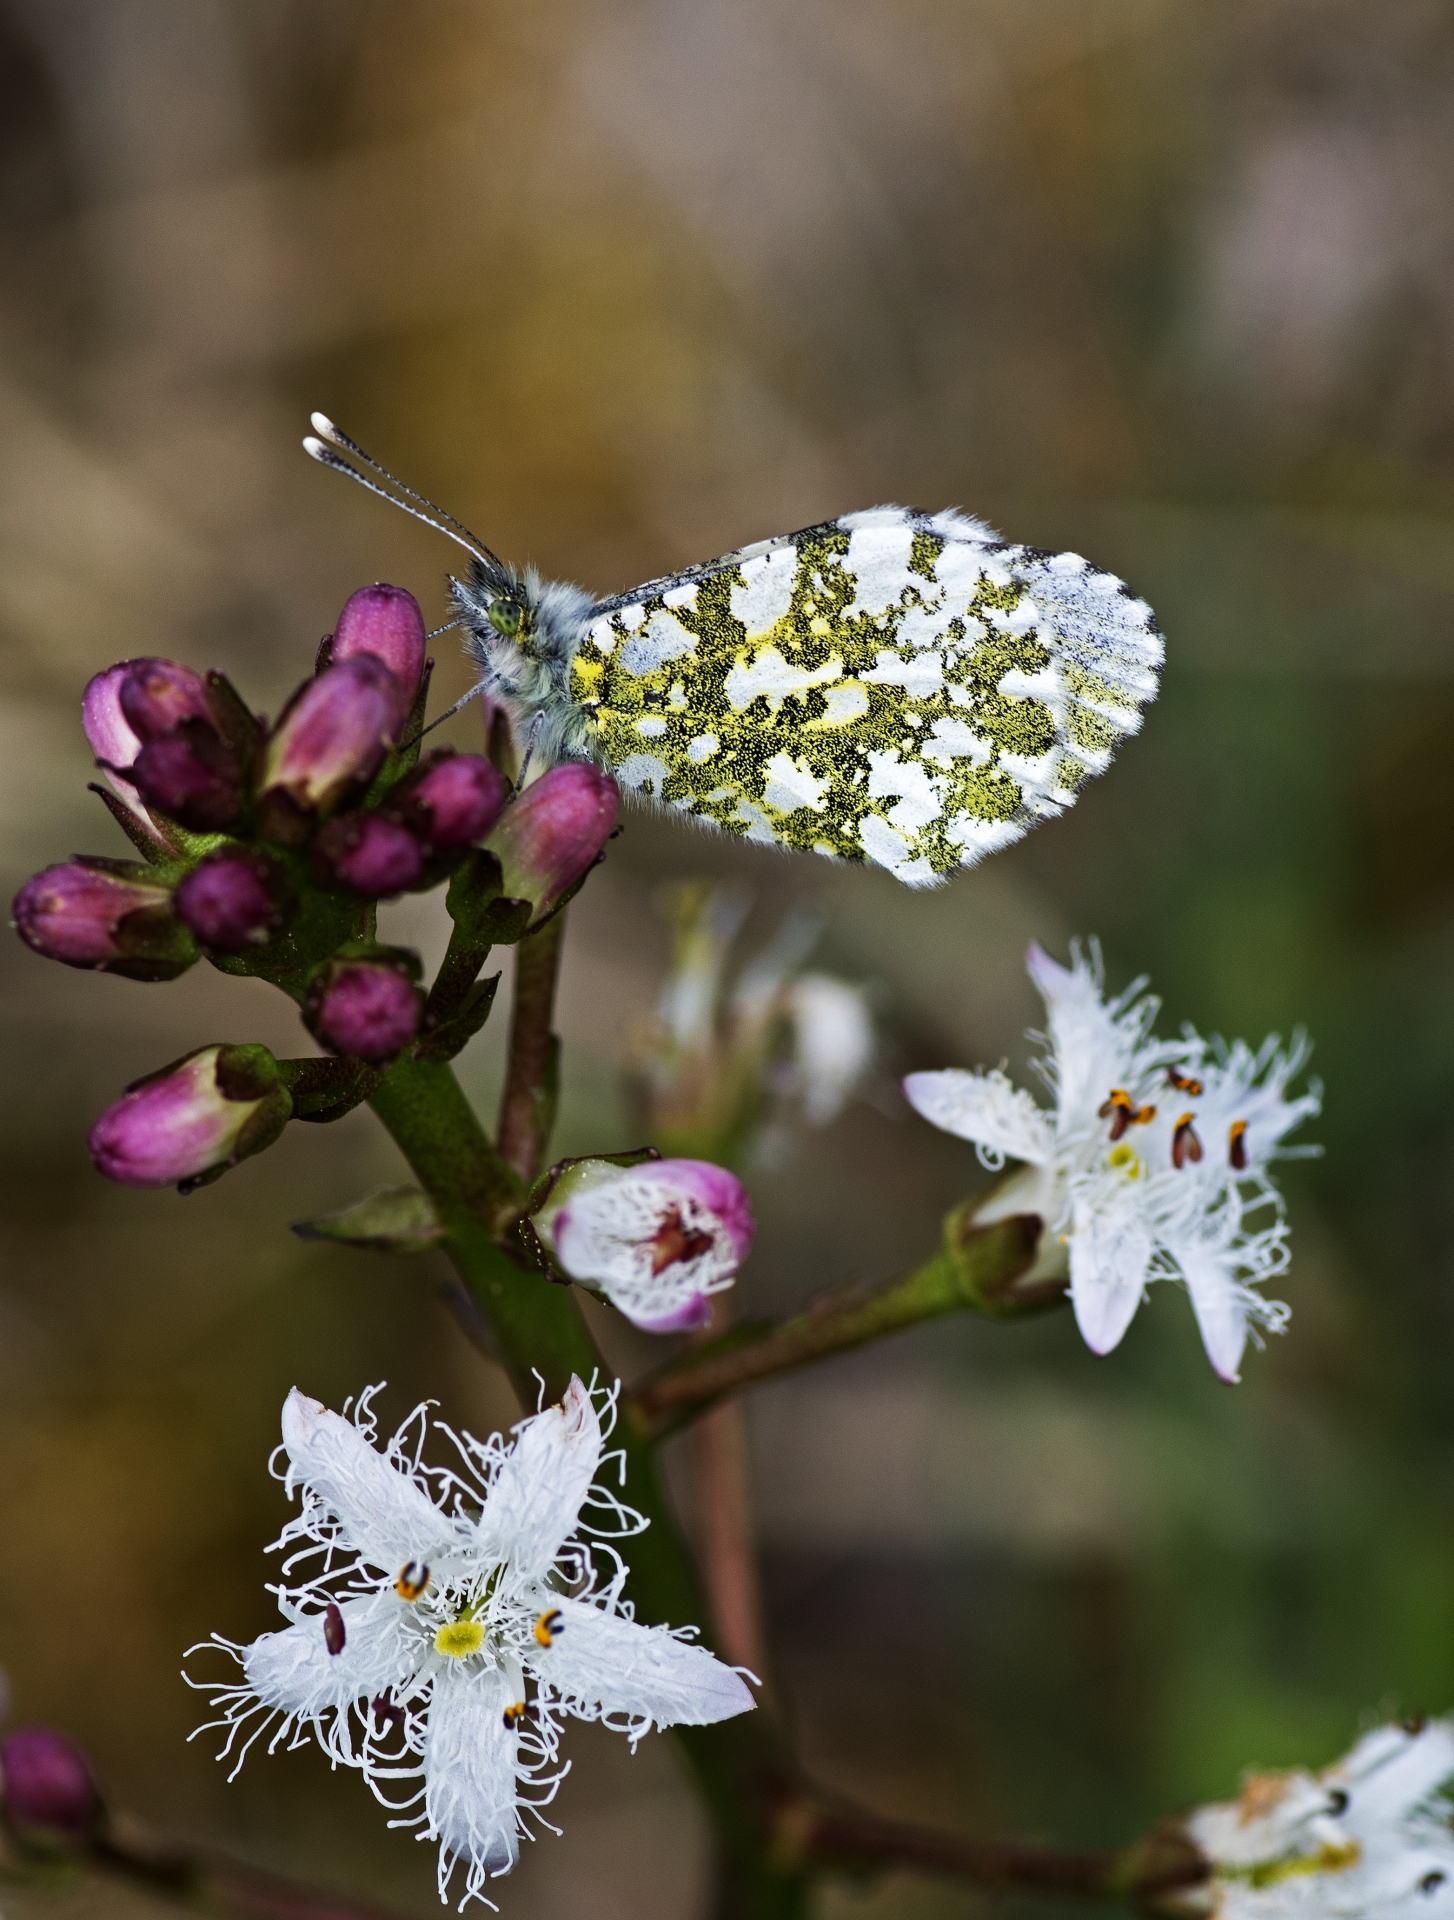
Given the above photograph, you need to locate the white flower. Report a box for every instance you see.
[783,972,876,1127]
[902,941,1320,1382]
[1188,1719,1454,1920]
[189,1380,754,1907]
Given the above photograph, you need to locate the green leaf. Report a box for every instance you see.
[291,1184,444,1253]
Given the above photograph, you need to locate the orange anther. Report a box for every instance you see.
[1172,1112,1204,1170]
[1229,1120,1248,1171]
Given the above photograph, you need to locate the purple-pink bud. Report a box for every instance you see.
[173,850,289,950]
[0,1727,102,1838]
[484,764,619,922]
[263,657,407,815]
[331,585,426,702]
[307,959,422,1062]
[314,811,424,898]
[130,721,242,832]
[12,862,193,977]
[395,750,507,854]
[117,658,211,740]
[82,664,155,831]
[88,1044,291,1188]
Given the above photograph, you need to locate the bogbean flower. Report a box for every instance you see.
[533,1159,754,1333]
[331,584,427,703]
[88,1043,292,1189]
[483,764,619,925]
[188,1380,754,1906]
[1187,1720,1454,1920]
[903,942,1319,1382]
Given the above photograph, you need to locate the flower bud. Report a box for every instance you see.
[12,862,195,979]
[534,1156,754,1332]
[130,720,243,832]
[483,764,619,923]
[314,811,424,898]
[262,657,407,819]
[0,1726,102,1840]
[88,1044,292,1188]
[117,658,211,740]
[306,958,422,1062]
[331,584,426,702]
[173,850,291,951]
[82,663,155,832]
[394,750,507,854]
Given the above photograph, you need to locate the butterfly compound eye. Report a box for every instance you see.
[487,597,524,638]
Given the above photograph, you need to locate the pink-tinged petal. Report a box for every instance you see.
[243,1595,420,1720]
[264,657,407,811]
[280,1389,465,1578]
[1174,1244,1248,1384]
[628,1292,715,1335]
[526,1599,754,1731]
[117,659,211,739]
[424,1669,520,1883]
[1024,940,1072,1004]
[1067,1206,1151,1356]
[638,1160,755,1265]
[82,664,143,768]
[475,1377,601,1581]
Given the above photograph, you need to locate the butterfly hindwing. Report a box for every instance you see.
[567,506,1161,887]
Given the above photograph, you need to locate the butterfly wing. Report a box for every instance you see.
[568,506,1162,887]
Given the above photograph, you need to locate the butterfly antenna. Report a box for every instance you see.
[305,413,505,570]
[404,680,492,750]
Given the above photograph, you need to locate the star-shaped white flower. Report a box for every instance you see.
[903,941,1320,1381]
[190,1379,754,1906]
[1188,1719,1454,1920]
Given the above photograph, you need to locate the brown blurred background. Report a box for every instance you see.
[3,2,1454,1916]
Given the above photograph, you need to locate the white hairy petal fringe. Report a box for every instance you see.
[902,1067,1054,1169]
[527,1599,756,1740]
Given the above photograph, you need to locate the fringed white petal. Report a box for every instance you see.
[475,1378,601,1581]
[527,1599,754,1732]
[281,1389,463,1577]
[1067,1200,1151,1356]
[1173,1242,1249,1384]
[424,1667,521,1897]
[243,1594,421,1720]
[901,1069,1053,1166]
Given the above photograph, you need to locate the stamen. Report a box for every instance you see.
[372,1692,405,1730]
[533,1608,564,1648]
[649,1206,716,1276]
[434,1619,485,1659]
[1097,1089,1156,1141]
[502,1701,533,1731]
[323,1603,346,1656]
[1172,1112,1204,1170]
[396,1560,430,1601]
[1228,1119,1248,1171]
[1166,1067,1204,1097]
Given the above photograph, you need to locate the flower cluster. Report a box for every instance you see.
[904,942,1320,1381]
[10,583,621,1187]
[1187,1720,1454,1920]
[189,1380,753,1906]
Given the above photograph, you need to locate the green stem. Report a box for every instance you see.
[495,913,566,1183]
[626,1211,1051,1442]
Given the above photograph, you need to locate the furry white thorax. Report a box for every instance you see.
[452,560,597,766]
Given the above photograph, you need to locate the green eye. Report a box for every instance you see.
[487,597,524,638]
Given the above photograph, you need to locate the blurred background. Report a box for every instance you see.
[2,1,1453,1916]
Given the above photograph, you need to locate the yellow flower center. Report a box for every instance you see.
[1108,1143,1142,1178]
[434,1619,485,1659]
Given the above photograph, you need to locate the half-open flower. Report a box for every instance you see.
[903,941,1319,1382]
[88,1043,292,1189]
[189,1380,754,1905]
[534,1158,754,1332]
[12,861,196,980]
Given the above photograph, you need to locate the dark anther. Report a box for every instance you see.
[1099,1089,1135,1141]
[1423,1874,1447,1894]
[1172,1113,1204,1170]
[372,1693,405,1730]
[396,1560,430,1600]
[1229,1120,1249,1171]
[324,1602,346,1656]
[1167,1067,1204,1096]
[649,1205,715,1276]
[1403,1713,1429,1735]
[1325,1789,1349,1815]
[502,1701,534,1731]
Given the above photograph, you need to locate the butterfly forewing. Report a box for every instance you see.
[568,506,1161,886]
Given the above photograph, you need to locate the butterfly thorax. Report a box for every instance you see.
[453,558,596,763]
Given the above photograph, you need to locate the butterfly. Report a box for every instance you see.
[306,417,1162,888]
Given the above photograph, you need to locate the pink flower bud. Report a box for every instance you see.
[118,658,211,740]
[331,584,426,702]
[173,850,290,951]
[484,764,619,922]
[394,750,507,854]
[82,663,155,831]
[12,862,194,978]
[314,811,423,898]
[535,1156,754,1332]
[306,958,422,1062]
[0,1727,102,1838]
[263,657,407,817]
[130,721,243,832]
[88,1044,291,1188]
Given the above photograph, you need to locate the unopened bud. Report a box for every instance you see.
[314,811,423,898]
[173,850,291,951]
[88,1043,292,1189]
[82,664,155,832]
[483,764,619,923]
[331,584,426,702]
[394,750,507,855]
[130,720,243,832]
[0,1726,102,1840]
[306,957,422,1063]
[263,657,407,819]
[12,862,195,980]
[534,1156,753,1332]
[117,658,211,740]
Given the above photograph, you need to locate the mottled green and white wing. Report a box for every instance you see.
[569,506,1161,887]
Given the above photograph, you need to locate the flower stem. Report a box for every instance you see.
[625,1211,1051,1442]
[495,911,566,1182]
